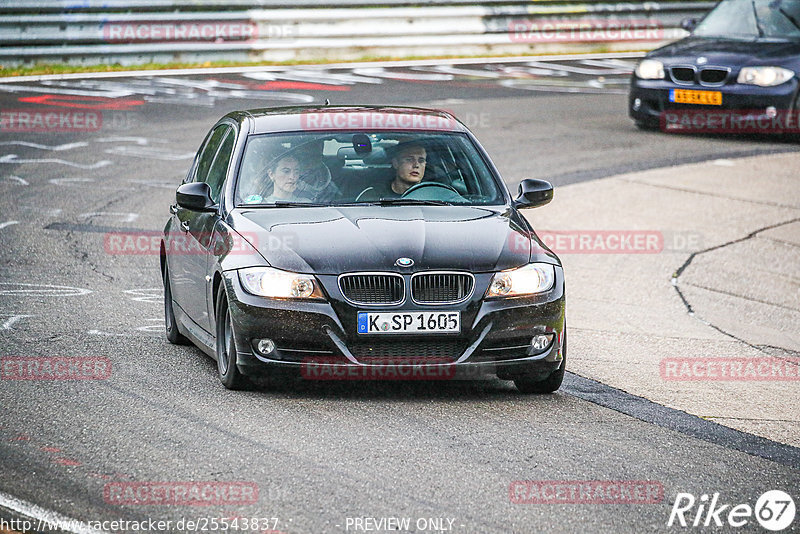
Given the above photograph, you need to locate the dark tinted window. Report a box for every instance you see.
[205,129,235,202]
[195,125,229,186]
[694,0,800,39]
[235,131,505,207]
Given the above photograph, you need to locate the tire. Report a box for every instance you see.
[215,285,250,390]
[514,329,566,394]
[163,264,189,345]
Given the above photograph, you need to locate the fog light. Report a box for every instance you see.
[766,106,777,118]
[256,338,276,356]
[531,333,554,352]
[633,98,642,111]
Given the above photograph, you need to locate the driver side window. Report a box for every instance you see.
[205,129,235,203]
[194,125,234,203]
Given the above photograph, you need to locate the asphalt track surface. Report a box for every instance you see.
[0,57,798,534]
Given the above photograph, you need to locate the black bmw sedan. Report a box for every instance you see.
[629,0,800,131]
[161,106,565,393]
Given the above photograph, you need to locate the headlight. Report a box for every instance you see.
[486,263,555,298]
[737,66,795,87]
[634,59,665,80]
[238,267,324,300]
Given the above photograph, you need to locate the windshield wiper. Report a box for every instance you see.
[374,198,453,206]
[752,0,765,37]
[270,201,329,207]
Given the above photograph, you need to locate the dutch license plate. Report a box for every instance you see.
[357,311,460,334]
[670,89,722,106]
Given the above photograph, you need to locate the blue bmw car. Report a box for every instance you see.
[629,0,800,132]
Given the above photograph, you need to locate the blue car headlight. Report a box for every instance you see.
[634,59,665,80]
[737,66,795,87]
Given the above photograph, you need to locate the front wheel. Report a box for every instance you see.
[163,264,189,345]
[514,329,566,394]
[215,286,250,390]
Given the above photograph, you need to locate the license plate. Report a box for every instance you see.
[357,311,460,334]
[670,89,722,106]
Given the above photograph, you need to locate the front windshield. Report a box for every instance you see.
[693,0,800,39]
[235,131,505,207]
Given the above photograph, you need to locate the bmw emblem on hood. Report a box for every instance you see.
[697,56,708,65]
[395,257,414,267]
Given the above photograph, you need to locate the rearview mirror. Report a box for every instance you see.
[176,182,217,212]
[680,18,698,32]
[514,179,553,209]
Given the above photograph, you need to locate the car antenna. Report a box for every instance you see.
[324,98,330,105]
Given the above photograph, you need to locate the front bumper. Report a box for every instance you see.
[628,76,799,127]
[222,267,566,381]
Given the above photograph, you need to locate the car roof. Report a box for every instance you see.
[225,105,469,135]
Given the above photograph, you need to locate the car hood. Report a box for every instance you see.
[230,206,557,274]
[649,36,800,67]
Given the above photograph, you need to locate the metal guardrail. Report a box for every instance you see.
[0,1,713,66]
[1,0,694,10]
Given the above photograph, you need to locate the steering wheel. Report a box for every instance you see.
[401,182,460,197]
[355,186,376,202]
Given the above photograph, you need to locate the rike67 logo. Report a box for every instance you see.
[668,490,795,531]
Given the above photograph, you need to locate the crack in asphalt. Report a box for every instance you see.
[557,211,800,465]
[760,235,800,249]
[758,344,800,357]
[681,281,800,313]
[670,216,800,356]
[59,195,135,284]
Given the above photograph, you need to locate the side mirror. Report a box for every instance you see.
[514,179,553,209]
[176,182,217,212]
[680,18,698,32]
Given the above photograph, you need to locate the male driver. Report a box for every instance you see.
[360,142,426,199]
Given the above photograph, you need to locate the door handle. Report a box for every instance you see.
[169,204,178,214]
[181,221,190,232]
